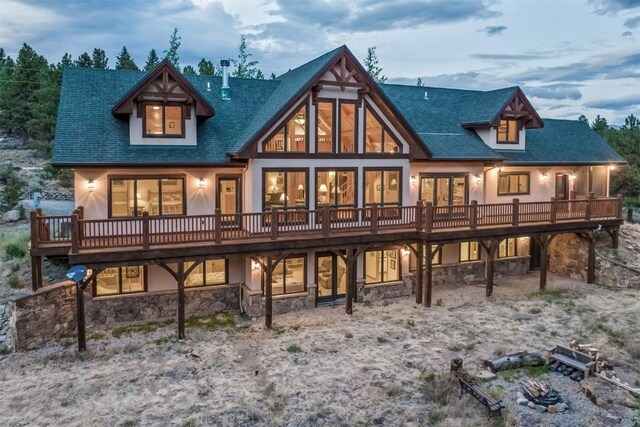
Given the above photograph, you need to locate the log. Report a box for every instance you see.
[483,352,545,372]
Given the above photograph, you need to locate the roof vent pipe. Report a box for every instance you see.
[220,59,230,100]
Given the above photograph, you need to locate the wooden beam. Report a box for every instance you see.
[539,234,549,291]
[76,268,103,352]
[177,262,185,339]
[31,255,42,291]
[485,239,497,297]
[587,233,596,284]
[265,255,273,328]
[424,243,433,307]
[345,249,355,314]
[416,242,423,304]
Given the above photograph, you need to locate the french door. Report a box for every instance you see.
[217,176,241,227]
[316,253,346,303]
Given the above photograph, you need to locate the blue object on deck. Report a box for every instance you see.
[33,192,42,209]
[66,265,88,284]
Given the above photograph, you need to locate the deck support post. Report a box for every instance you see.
[416,242,424,304]
[177,262,185,339]
[30,255,42,291]
[424,243,433,307]
[76,281,86,352]
[608,228,619,249]
[265,255,273,328]
[345,249,356,315]
[539,234,549,291]
[587,233,596,284]
[485,239,497,297]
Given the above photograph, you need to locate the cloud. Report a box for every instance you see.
[523,84,583,100]
[481,25,507,36]
[507,50,640,83]
[583,94,640,110]
[389,71,512,91]
[470,52,548,60]
[622,30,634,35]
[590,0,640,15]
[624,16,640,27]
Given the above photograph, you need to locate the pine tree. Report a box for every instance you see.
[232,35,262,78]
[416,77,424,87]
[164,28,181,68]
[197,58,216,75]
[91,48,108,68]
[363,46,387,84]
[76,52,92,67]
[144,49,160,71]
[182,65,196,74]
[577,114,589,124]
[269,72,277,80]
[592,115,608,136]
[115,46,138,71]
[622,114,639,131]
[0,56,16,133]
[0,47,5,66]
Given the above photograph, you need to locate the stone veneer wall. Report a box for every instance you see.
[430,256,530,286]
[549,234,588,281]
[9,282,240,351]
[241,284,317,317]
[9,282,76,352]
[356,273,413,303]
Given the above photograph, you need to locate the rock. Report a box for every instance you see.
[547,405,556,413]
[535,404,547,413]
[555,402,568,412]
[1,210,20,222]
[516,392,528,405]
[527,401,536,409]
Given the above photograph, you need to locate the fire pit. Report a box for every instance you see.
[517,379,569,413]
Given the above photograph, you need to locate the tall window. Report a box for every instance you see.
[262,255,306,295]
[498,173,529,196]
[144,104,184,137]
[365,249,400,284]
[94,266,145,296]
[185,259,227,287]
[110,177,185,217]
[339,101,356,152]
[460,241,480,262]
[420,175,467,206]
[316,169,356,208]
[410,244,442,272]
[364,105,401,153]
[498,238,518,258]
[264,170,307,210]
[265,103,308,152]
[364,169,401,206]
[497,119,519,144]
[316,101,334,153]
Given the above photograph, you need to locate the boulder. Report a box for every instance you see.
[2,210,20,222]
[516,392,529,406]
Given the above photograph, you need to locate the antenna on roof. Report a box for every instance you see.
[424,91,429,100]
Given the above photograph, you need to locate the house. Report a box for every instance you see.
[24,45,624,349]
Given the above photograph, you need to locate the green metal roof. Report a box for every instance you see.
[53,46,625,167]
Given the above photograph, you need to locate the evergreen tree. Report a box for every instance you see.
[75,52,92,68]
[416,77,424,87]
[91,48,108,68]
[144,49,160,71]
[0,56,16,133]
[269,72,277,80]
[197,58,216,75]
[591,115,608,136]
[232,35,262,78]
[28,67,59,149]
[622,114,639,131]
[115,46,138,70]
[0,47,5,65]
[363,46,387,84]
[182,65,196,74]
[163,28,181,68]
[578,114,589,124]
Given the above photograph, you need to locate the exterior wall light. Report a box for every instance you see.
[569,174,576,181]
[474,174,482,184]
[410,176,417,186]
[402,247,411,257]
[608,165,616,171]
[87,180,95,191]
[541,173,548,181]
[198,178,205,187]
[252,260,261,271]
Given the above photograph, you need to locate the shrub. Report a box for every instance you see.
[57,168,74,188]
[8,275,23,289]
[5,243,26,259]
[1,174,23,210]
[286,344,301,353]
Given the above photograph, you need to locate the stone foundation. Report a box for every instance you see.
[549,234,588,281]
[242,284,317,317]
[430,256,530,286]
[9,282,240,351]
[356,273,413,302]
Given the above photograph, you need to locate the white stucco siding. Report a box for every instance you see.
[129,106,197,146]
[475,126,526,151]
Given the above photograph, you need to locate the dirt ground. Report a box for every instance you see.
[1,274,638,427]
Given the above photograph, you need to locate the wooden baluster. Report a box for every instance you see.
[416,201,424,231]
[322,205,330,237]
[142,211,150,249]
[30,210,39,249]
[71,213,79,254]
[470,200,478,230]
[271,207,278,240]
[550,197,557,223]
[424,202,433,232]
[371,204,378,234]
[585,192,593,220]
[214,208,222,243]
[512,198,519,226]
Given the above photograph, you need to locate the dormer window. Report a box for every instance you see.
[497,119,519,144]
[143,103,184,138]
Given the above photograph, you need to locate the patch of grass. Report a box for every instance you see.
[344,332,353,339]
[121,420,137,427]
[261,382,276,398]
[385,382,404,397]
[154,336,179,346]
[363,301,373,308]
[550,330,558,337]
[382,300,391,307]
[186,311,235,331]
[0,344,11,356]
[406,319,415,328]
[498,370,521,383]
[4,243,26,259]
[427,411,442,425]
[530,288,576,304]
[526,364,550,377]
[377,336,389,344]
[289,324,299,331]
[487,384,505,401]
[435,298,443,307]
[122,342,141,353]
[270,325,286,335]
[8,275,23,289]
[87,332,105,341]
[286,344,301,353]
[181,419,196,427]
[419,373,457,406]
[528,307,542,315]
[403,343,410,350]
[112,323,159,338]
[421,372,436,383]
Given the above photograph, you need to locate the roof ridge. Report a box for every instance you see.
[276,45,345,79]
[381,82,483,93]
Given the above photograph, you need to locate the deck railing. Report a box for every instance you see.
[31,196,623,254]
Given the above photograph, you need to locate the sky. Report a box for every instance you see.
[0,0,639,125]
